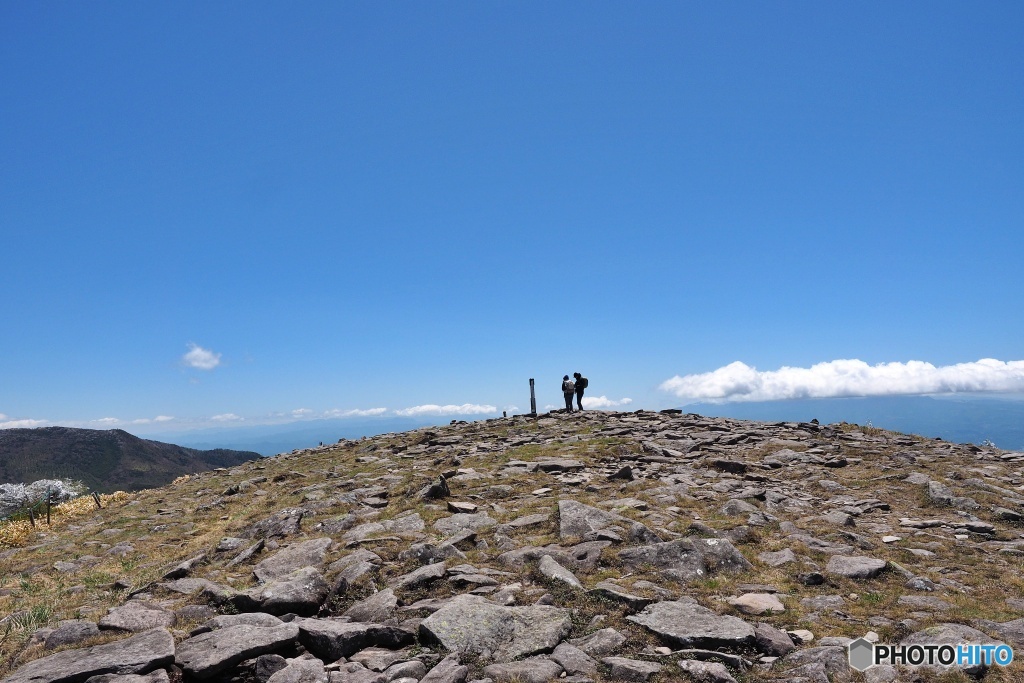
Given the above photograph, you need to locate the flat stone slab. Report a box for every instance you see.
[254,537,332,582]
[558,499,625,539]
[727,592,785,615]
[98,601,176,633]
[175,623,299,679]
[419,594,571,662]
[433,513,496,536]
[825,555,887,579]
[3,628,174,683]
[237,567,330,616]
[617,538,751,582]
[626,600,755,649]
[601,657,663,682]
[482,658,563,683]
[538,554,582,588]
[292,618,414,661]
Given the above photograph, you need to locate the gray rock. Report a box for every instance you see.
[569,627,627,657]
[538,555,582,589]
[617,538,751,582]
[588,582,652,613]
[197,613,284,634]
[757,548,796,566]
[43,620,101,649]
[349,647,411,672]
[162,553,205,580]
[292,618,414,661]
[720,499,758,516]
[600,657,662,682]
[344,588,398,622]
[676,659,737,683]
[382,660,427,681]
[497,541,609,572]
[418,653,469,683]
[927,480,979,510]
[98,602,176,633]
[481,658,562,683]
[753,622,795,656]
[726,593,784,615]
[84,671,170,683]
[238,567,330,616]
[799,595,846,610]
[550,643,598,677]
[825,555,886,579]
[557,499,625,539]
[626,601,755,649]
[899,623,1001,675]
[434,513,497,536]
[175,623,300,679]
[255,654,289,682]
[780,646,851,682]
[419,594,571,662]
[3,628,175,683]
[255,538,333,582]
[242,508,308,539]
[897,595,953,611]
[343,514,425,544]
[390,562,446,590]
[267,658,328,683]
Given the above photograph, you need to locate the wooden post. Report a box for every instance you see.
[27,507,35,527]
[46,491,51,526]
[529,378,537,416]
[92,492,103,509]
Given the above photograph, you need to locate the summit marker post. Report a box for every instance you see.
[529,378,537,416]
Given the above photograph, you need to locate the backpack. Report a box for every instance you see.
[579,377,589,389]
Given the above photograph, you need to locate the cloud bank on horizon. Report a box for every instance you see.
[661,358,1024,403]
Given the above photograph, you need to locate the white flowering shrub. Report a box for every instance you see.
[0,479,84,519]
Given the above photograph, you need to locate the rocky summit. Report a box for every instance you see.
[2,409,1024,682]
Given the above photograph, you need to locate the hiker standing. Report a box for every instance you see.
[573,372,588,411]
[561,375,576,412]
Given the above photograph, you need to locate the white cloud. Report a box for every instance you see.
[211,413,243,422]
[132,419,151,425]
[154,415,174,422]
[291,408,314,418]
[182,343,221,370]
[660,358,1024,402]
[0,413,6,420]
[582,396,634,409]
[93,417,120,425]
[324,408,388,418]
[394,403,498,417]
[0,418,48,429]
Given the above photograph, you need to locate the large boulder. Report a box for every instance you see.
[233,567,330,616]
[175,623,300,679]
[419,594,571,662]
[3,628,174,683]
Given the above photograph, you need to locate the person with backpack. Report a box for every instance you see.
[561,375,576,412]
[573,372,588,411]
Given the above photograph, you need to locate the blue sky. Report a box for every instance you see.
[2,3,1022,434]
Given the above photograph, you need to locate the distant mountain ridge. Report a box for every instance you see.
[0,427,262,493]
[687,395,1024,451]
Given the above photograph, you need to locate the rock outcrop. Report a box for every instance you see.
[2,409,1023,681]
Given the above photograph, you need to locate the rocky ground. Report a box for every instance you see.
[2,409,1024,682]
